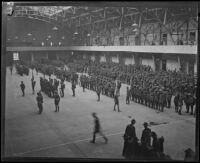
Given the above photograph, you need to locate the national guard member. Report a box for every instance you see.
[96,85,101,101]
[54,91,60,112]
[60,82,65,97]
[126,86,130,104]
[31,77,36,94]
[36,92,43,114]
[90,112,108,144]
[114,87,120,112]
[72,80,76,97]
[20,81,25,96]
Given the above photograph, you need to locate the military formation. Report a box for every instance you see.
[15,58,196,116]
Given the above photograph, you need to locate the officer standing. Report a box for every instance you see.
[96,85,101,101]
[72,80,76,97]
[36,92,43,114]
[54,91,60,112]
[20,81,25,96]
[114,87,121,112]
[126,86,130,104]
[60,82,65,97]
[31,77,36,94]
[90,112,108,144]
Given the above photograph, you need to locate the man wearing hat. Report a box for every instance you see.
[36,91,43,114]
[90,112,108,144]
[54,91,60,112]
[122,119,138,159]
[20,81,26,97]
[141,122,151,147]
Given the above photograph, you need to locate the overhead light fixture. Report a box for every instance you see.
[59,42,61,46]
[50,42,53,46]
[62,36,65,39]
[74,31,78,35]
[27,33,32,36]
[41,42,44,46]
[87,33,91,37]
[132,23,138,27]
[52,26,58,30]
[133,28,138,32]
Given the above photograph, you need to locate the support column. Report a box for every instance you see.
[46,52,49,59]
[134,53,142,66]
[56,53,59,60]
[31,53,34,62]
[152,56,156,71]
[186,61,189,74]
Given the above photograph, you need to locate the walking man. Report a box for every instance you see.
[126,86,130,104]
[36,92,43,114]
[54,91,60,112]
[20,81,25,96]
[114,87,120,112]
[90,112,108,144]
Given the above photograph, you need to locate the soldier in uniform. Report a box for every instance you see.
[72,80,76,97]
[96,85,101,101]
[90,112,108,144]
[31,77,36,94]
[114,87,121,112]
[20,81,25,96]
[54,91,60,112]
[36,91,43,114]
[126,86,130,104]
[60,81,65,97]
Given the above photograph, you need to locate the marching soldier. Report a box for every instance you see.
[72,80,76,97]
[20,81,25,96]
[114,87,121,112]
[60,82,65,97]
[96,85,101,101]
[31,77,36,94]
[126,86,130,104]
[54,91,60,112]
[36,92,43,114]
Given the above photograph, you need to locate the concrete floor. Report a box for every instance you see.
[4,67,196,160]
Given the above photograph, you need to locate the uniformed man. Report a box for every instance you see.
[36,92,43,114]
[114,87,121,112]
[126,86,130,104]
[54,91,60,112]
[72,80,76,97]
[31,77,36,94]
[60,82,65,97]
[90,112,108,144]
[96,85,101,101]
[20,81,25,96]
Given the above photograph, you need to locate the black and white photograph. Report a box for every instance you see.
[1,1,199,162]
